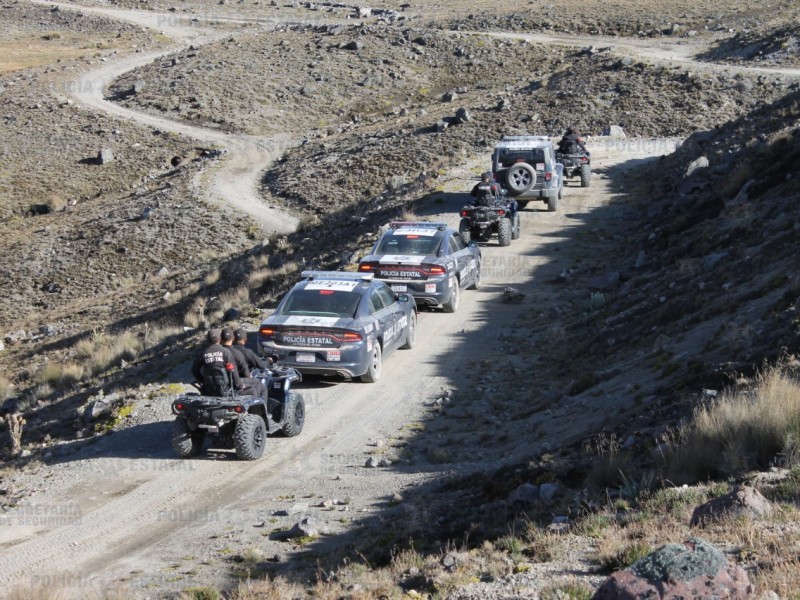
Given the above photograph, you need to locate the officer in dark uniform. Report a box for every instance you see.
[558,125,588,154]
[220,327,250,378]
[233,328,271,372]
[470,171,501,206]
[191,328,243,395]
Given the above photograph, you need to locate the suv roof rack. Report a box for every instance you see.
[389,221,447,230]
[300,270,374,281]
[500,135,550,141]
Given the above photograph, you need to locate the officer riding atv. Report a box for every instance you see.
[556,125,592,187]
[171,329,305,461]
[458,172,521,247]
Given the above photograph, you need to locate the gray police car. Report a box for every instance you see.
[357,222,481,313]
[258,271,416,383]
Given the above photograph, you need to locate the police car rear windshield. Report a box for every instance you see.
[281,290,361,319]
[376,234,441,256]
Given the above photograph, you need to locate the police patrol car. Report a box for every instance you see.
[357,222,481,313]
[258,271,416,383]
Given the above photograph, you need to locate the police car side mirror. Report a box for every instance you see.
[397,293,411,303]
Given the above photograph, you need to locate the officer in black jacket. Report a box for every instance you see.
[558,125,588,154]
[191,328,243,394]
[220,327,250,378]
[233,328,271,372]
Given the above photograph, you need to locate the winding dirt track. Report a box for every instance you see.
[3,4,800,596]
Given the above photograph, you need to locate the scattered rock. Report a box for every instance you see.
[501,287,525,303]
[454,107,471,124]
[685,156,709,177]
[507,483,539,509]
[97,148,115,164]
[690,486,773,526]
[592,537,753,599]
[602,125,626,138]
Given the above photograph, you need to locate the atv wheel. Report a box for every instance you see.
[361,342,382,383]
[458,218,472,244]
[547,194,560,212]
[497,218,512,247]
[580,164,591,187]
[511,213,521,240]
[282,392,305,437]
[401,311,417,349]
[442,278,460,313]
[517,200,530,210]
[234,413,267,460]
[467,261,481,290]
[172,417,205,458]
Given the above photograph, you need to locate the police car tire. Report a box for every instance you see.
[498,218,512,247]
[234,413,267,460]
[458,218,472,244]
[468,262,481,290]
[361,342,382,383]
[281,392,305,437]
[172,417,205,458]
[401,311,417,350]
[580,164,592,187]
[443,279,460,313]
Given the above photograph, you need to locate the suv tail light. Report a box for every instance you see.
[544,171,552,181]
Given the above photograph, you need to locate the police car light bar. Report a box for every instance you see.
[389,221,447,230]
[300,270,374,281]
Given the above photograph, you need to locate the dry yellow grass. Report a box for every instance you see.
[0,42,87,74]
[666,368,800,481]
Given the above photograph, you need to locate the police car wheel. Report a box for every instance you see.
[401,311,417,349]
[361,342,382,383]
[443,279,460,313]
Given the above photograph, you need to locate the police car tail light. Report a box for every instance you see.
[544,171,552,181]
[259,326,277,338]
[426,265,446,275]
[358,263,376,272]
[342,332,362,342]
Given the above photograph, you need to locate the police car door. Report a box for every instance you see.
[368,285,396,354]
[448,233,470,285]
[373,284,403,353]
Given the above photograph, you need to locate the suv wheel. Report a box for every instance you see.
[505,163,536,194]
[234,413,267,460]
[458,218,472,244]
[580,164,592,187]
[547,195,560,212]
[281,392,305,437]
[497,218,512,246]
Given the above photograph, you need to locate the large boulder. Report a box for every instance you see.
[691,486,773,526]
[592,537,753,599]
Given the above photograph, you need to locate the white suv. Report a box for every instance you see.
[492,135,564,212]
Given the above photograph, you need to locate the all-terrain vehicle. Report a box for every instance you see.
[458,184,520,247]
[556,149,591,187]
[171,366,305,460]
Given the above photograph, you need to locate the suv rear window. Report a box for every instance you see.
[495,148,546,169]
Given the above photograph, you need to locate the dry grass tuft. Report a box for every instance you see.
[665,368,800,482]
[35,362,85,390]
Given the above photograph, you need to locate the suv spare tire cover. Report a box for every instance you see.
[505,163,536,194]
